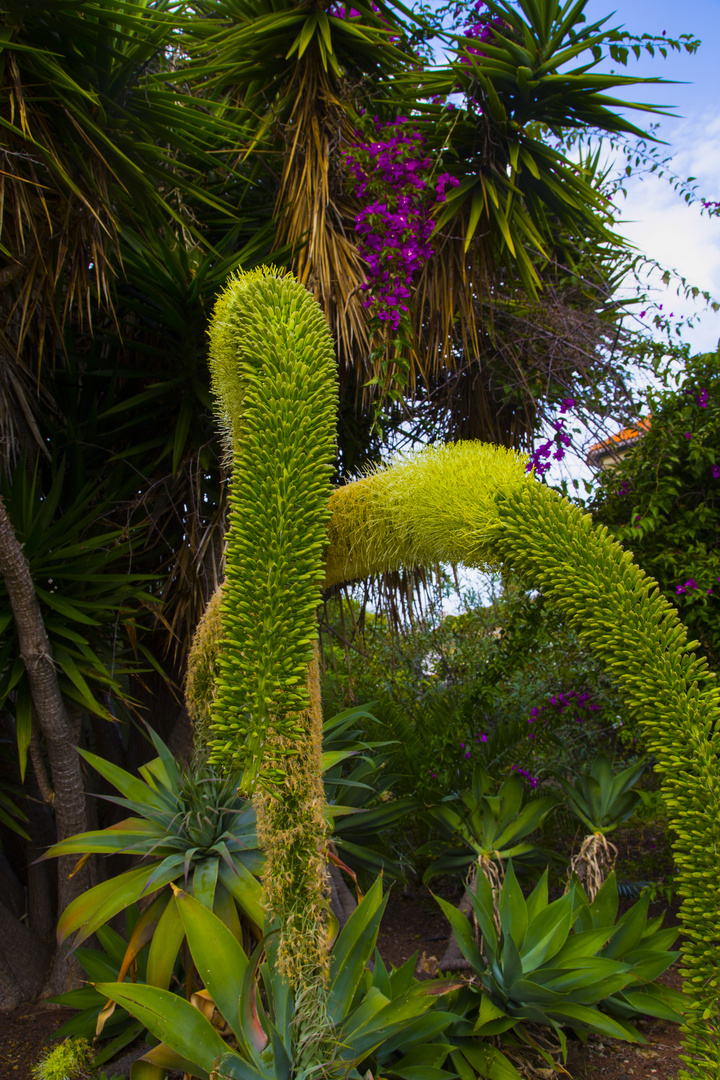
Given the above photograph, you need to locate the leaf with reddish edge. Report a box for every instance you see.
[57,865,157,947]
[174,884,249,1047]
[240,939,270,1064]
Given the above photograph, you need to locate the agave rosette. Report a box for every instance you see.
[437,861,685,1067]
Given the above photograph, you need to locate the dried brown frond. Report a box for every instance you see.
[0,55,120,358]
[567,831,618,902]
[272,51,382,405]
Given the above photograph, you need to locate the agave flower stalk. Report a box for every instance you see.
[205,268,338,1065]
[190,273,720,1074]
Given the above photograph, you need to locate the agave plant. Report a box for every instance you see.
[95,878,462,1080]
[44,708,416,1059]
[421,764,559,901]
[437,861,685,1070]
[554,754,648,899]
[42,726,263,1012]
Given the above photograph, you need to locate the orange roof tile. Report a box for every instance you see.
[587,416,651,458]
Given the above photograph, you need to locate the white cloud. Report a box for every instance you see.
[609,105,720,353]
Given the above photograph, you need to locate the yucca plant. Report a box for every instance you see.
[554,753,648,900]
[0,455,155,779]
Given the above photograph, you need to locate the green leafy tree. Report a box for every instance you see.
[590,347,720,668]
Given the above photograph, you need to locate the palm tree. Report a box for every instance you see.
[0,0,257,995]
[185,0,676,460]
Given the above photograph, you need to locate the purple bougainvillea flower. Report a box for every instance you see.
[685,432,693,440]
[712,465,720,478]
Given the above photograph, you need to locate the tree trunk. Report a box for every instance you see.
[0,898,52,1010]
[0,493,91,994]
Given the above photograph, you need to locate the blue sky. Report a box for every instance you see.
[583,0,720,355]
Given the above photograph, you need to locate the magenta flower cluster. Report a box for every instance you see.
[460,0,499,62]
[526,397,575,476]
[511,765,539,788]
[345,117,459,330]
[528,690,599,738]
[329,3,376,18]
[458,732,489,760]
[677,575,720,597]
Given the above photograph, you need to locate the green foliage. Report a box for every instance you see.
[489,480,720,1079]
[591,348,720,668]
[322,705,417,883]
[43,726,263,993]
[413,0,672,290]
[207,268,338,787]
[421,765,559,883]
[0,455,154,778]
[46,714,415,1064]
[31,1038,95,1080]
[321,580,630,803]
[48,922,147,1067]
[554,754,647,835]
[437,862,685,1066]
[31,1037,122,1080]
[95,878,461,1080]
[321,440,720,1072]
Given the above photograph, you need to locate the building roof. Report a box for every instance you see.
[586,416,651,468]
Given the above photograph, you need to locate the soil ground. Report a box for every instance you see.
[0,819,687,1080]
